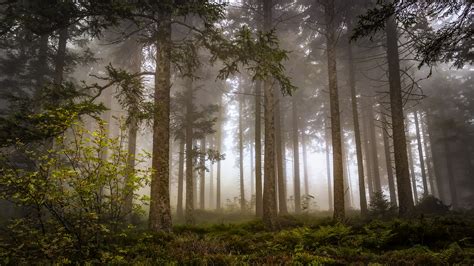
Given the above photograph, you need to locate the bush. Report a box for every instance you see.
[415,195,450,215]
[0,121,150,263]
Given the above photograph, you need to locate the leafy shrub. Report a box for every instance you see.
[0,121,150,263]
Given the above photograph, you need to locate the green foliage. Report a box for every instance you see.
[0,121,149,263]
[415,195,450,215]
[368,191,397,220]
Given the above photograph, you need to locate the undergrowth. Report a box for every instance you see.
[1,212,474,264]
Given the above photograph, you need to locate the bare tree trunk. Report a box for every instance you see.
[239,96,245,212]
[209,137,214,209]
[216,99,223,211]
[292,97,301,213]
[441,116,458,208]
[262,0,278,230]
[347,38,367,215]
[421,114,437,197]
[405,116,418,204]
[275,91,288,214]
[382,111,397,205]
[302,133,309,196]
[149,17,172,232]
[407,134,418,204]
[54,28,67,85]
[255,80,263,216]
[324,0,344,221]
[368,101,382,193]
[363,114,374,199]
[325,119,333,211]
[385,14,414,216]
[414,111,428,197]
[200,138,206,210]
[250,142,255,197]
[124,114,138,220]
[177,140,185,219]
[185,78,195,224]
[426,113,444,201]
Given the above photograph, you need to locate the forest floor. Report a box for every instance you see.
[112,210,474,264]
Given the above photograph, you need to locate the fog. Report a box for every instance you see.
[0,1,473,262]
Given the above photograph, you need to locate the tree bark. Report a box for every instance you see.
[324,0,344,221]
[441,116,458,208]
[177,140,185,219]
[363,114,374,199]
[325,118,333,211]
[368,101,382,193]
[54,28,67,85]
[239,95,245,212]
[149,17,172,232]
[385,14,414,216]
[414,111,428,197]
[420,114,437,197]
[200,137,206,210]
[216,98,223,211]
[291,97,301,213]
[406,123,418,204]
[262,0,278,230]
[275,90,288,214]
[381,111,397,205]
[209,137,214,209]
[347,38,367,215]
[302,133,309,197]
[184,78,195,224]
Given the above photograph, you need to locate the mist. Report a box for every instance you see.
[0,0,473,264]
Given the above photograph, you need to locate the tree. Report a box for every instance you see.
[292,96,301,213]
[384,13,414,216]
[346,24,367,215]
[414,111,429,196]
[262,0,278,230]
[324,0,345,221]
[149,11,172,232]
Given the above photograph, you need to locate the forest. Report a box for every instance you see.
[0,0,473,264]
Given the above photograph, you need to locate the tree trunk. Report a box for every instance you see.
[368,101,382,193]
[149,17,172,232]
[414,111,428,197]
[441,117,458,208]
[250,142,255,197]
[325,0,344,221]
[124,114,138,220]
[54,28,67,85]
[325,119,333,211]
[239,95,245,212]
[200,138,206,210]
[420,114,437,197]
[184,78,195,224]
[406,124,418,204]
[216,98,223,211]
[124,39,142,221]
[302,133,309,196]
[292,97,301,213]
[381,111,397,205]
[177,140,185,219]
[255,80,263,217]
[347,38,367,215]
[385,14,414,216]
[209,137,214,209]
[426,113,444,201]
[363,115,374,199]
[275,90,288,214]
[262,0,278,230]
